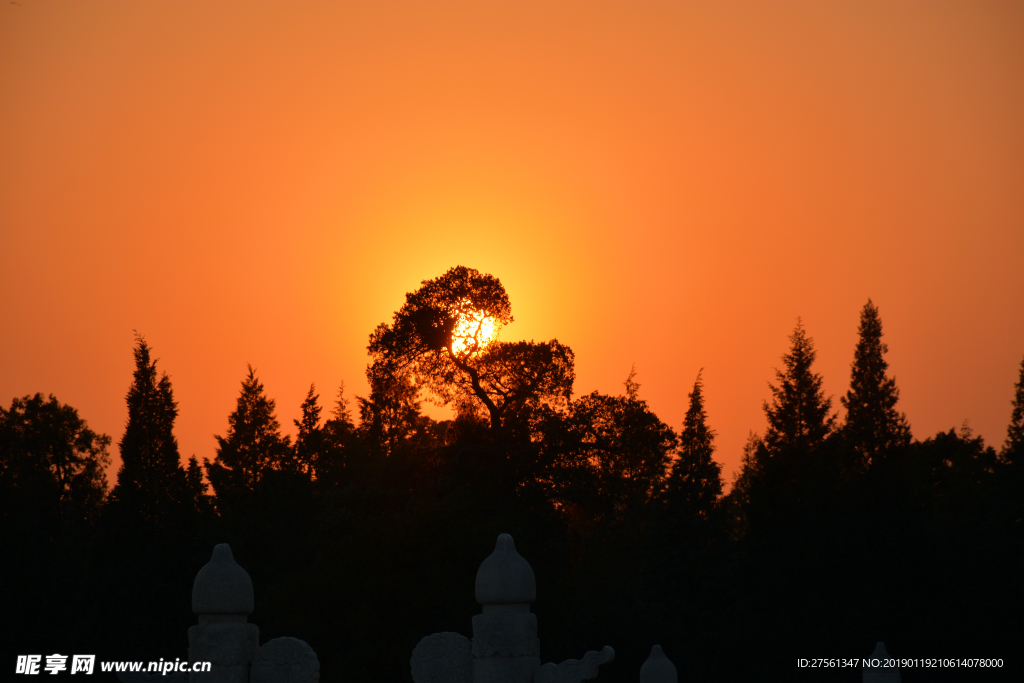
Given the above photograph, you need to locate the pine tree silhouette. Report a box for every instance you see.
[1003,355,1024,465]
[763,320,836,457]
[664,370,722,520]
[292,383,322,476]
[206,365,291,498]
[107,336,189,528]
[840,300,911,467]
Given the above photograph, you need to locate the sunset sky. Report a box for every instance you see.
[2,1,1022,485]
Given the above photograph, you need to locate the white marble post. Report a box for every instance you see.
[471,534,541,683]
[188,544,260,683]
[639,645,677,683]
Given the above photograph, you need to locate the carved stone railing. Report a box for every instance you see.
[121,538,899,682]
[411,534,616,683]
[117,544,320,683]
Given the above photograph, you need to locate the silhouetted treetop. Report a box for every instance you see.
[841,300,911,466]
[368,266,574,436]
[664,370,723,520]
[532,390,676,525]
[293,384,323,476]
[207,365,291,497]
[763,320,836,456]
[0,393,110,516]
[1004,354,1024,463]
[109,337,187,525]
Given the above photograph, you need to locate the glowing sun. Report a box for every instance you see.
[451,308,496,356]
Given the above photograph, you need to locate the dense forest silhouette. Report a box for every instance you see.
[2,266,1021,682]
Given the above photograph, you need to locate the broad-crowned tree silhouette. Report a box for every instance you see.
[0,393,110,517]
[531,387,676,528]
[206,365,291,499]
[840,300,911,468]
[762,320,836,458]
[107,336,194,527]
[367,266,574,439]
[0,394,110,657]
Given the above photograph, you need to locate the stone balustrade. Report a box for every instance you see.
[129,538,901,682]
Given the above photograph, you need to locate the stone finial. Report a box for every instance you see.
[863,642,900,683]
[250,637,320,683]
[192,544,254,616]
[475,534,536,605]
[411,632,473,683]
[639,645,677,683]
[472,535,540,682]
[188,544,259,681]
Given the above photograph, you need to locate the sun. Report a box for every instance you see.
[451,308,497,356]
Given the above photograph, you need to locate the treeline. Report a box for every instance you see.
[2,269,1022,682]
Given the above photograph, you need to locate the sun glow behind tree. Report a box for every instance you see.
[450,303,497,357]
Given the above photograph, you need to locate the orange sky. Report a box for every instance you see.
[2,1,1022,486]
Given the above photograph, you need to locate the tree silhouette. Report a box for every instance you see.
[763,320,836,457]
[206,365,291,499]
[0,394,110,658]
[316,381,358,486]
[722,431,764,538]
[107,336,190,527]
[93,338,212,663]
[532,389,676,527]
[357,371,434,461]
[0,393,110,524]
[293,384,323,476]
[840,300,911,468]
[663,370,723,520]
[1003,354,1024,464]
[367,266,574,438]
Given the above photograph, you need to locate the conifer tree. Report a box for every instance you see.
[293,384,323,476]
[317,381,356,481]
[357,372,427,459]
[108,336,189,527]
[664,370,723,520]
[840,300,911,466]
[325,381,354,437]
[1003,354,1024,464]
[721,431,764,537]
[763,320,836,457]
[207,365,291,498]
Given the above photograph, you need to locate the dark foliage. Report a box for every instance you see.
[841,300,911,469]
[763,320,837,458]
[3,280,1021,682]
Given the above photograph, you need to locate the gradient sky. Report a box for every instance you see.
[2,1,1022,486]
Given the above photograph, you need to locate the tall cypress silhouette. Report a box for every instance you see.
[1003,354,1024,464]
[107,336,189,527]
[840,300,911,467]
[292,383,323,476]
[763,320,836,457]
[664,370,722,519]
[206,365,290,499]
[95,337,204,662]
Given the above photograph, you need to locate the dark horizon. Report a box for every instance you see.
[2,270,1022,681]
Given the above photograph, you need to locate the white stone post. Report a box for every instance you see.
[639,645,677,683]
[471,534,541,683]
[188,544,260,683]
